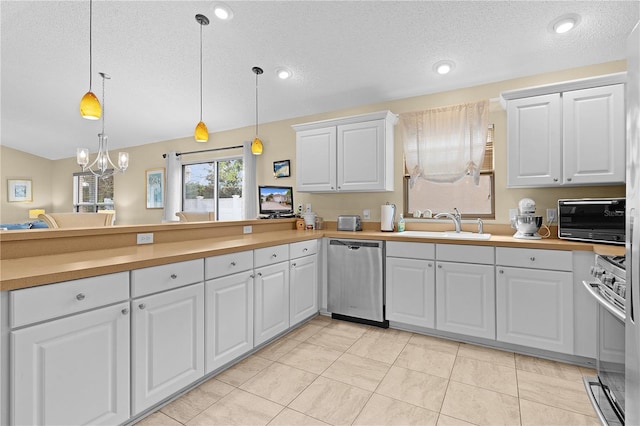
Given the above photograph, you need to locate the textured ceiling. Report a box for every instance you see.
[2,1,639,160]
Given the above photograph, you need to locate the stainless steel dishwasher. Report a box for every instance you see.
[327,239,388,328]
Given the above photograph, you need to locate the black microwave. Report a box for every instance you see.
[558,198,625,245]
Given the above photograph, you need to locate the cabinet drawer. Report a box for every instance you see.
[10,272,129,328]
[132,259,204,298]
[254,244,289,268]
[496,247,572,271]
[205,250,253,280]
[387,241,435,260]
[290,240,318,259]
[436,244,494,264]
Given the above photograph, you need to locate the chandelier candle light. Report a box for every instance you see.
[194,14,210,142]
[77,72,129,178]
[251,66,264,155]
[79,0,101,119]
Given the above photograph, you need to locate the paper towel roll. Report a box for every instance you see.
[381,204,396,231]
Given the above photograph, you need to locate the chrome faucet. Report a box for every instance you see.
[434,208,462,233]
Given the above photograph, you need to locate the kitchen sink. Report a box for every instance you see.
[398,230,492,240]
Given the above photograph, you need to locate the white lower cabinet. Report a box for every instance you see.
[386,257,435,328]
[435,261,496,339]
[290,240,319,327]
[254,262,290,346]
[12,303,131,426]
[496,247,574,354]
[131,283,205,415]
[205,271,254,373]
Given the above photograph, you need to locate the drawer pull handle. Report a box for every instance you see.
[530,257,536,261]
[170,274,178,279]
[76,293,86,301]
[122,308,129,315]
[272,254,277,258]
[230,261,237,267]
[139,303,146,310]
[303,248,308,252]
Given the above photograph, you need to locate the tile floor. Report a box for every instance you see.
[136,316,600,426]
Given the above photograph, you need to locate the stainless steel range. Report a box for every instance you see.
[584,254,626,425]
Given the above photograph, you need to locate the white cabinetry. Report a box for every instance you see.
[10,273,130,426]
[289,240,319,327]
[254,244,290,346]
[496,248,574,354]
[503,74,626,187]
[293,110,397,192]
[131,260,204,415]
[385,241,436,328]
[435,245,495,339]
[205,250,254,373]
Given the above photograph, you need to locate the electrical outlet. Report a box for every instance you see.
[363,209,371,220]
[243,225,252,234]
[297,204,303,214]
[546,208,557,223]
[136,233,154,244]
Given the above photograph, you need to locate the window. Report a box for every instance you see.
[182,157,243,220]
[404,124,495,218]
[73,172,114,212]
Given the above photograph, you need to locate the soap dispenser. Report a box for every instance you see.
[397,214,405,232]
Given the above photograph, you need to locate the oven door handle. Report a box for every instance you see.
[582,280,626,322]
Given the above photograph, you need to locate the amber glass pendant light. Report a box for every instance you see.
[80,0,101,119]
[251,66,264,155]
[194,14,210,142]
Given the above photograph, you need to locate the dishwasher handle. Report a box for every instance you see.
[329,239,381,249]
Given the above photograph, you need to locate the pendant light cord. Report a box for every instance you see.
[101,73,105,135]
[89,0,93,91]
[255,71,259,136]
[199,21,203,122]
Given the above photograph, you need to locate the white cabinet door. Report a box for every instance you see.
[290,254,318,327]
[496,266,574,354]
[132,283,204,415]
[205,271,254,373]
[296,127,336,192]
[337,119,388,191]
[563,84,625,185]
[254,262,290,346]
[435,262,495,339]
[507,93,562,187]
[12,303,130,426]
[386,257,435,328]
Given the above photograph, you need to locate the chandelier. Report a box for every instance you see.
[77,72,129,178]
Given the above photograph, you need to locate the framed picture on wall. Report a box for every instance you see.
[7,179,32,202]
[146,168,165,209]
[273,160,290,178]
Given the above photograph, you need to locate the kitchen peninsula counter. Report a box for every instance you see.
[1,220,624,291]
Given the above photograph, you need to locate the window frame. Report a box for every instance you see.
[72,171,115,212]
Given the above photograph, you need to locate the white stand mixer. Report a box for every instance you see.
[512,198,543,240]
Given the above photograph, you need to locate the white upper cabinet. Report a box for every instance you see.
[503,73,626,187]
[293,110,397,192]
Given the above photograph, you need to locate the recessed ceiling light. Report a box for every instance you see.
[212,2,233,20]
[433,60,455,75]
[275,67,293,80]
[550,14,580,34]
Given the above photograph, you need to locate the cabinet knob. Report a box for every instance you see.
[530,256,536,261]
[437,264,442,269]
[170,274,178,279]
[139,303,146,310]
[331,187,334,190]
[250,274,255,279]
[428,263,433,268]
[230,261,237,267]
[553,178,558,182]
[567,178,572,182]
[499,269,504,274]
[121,308,130,315]
[303,248,308,253]
[291,263,297,268]
[272,254,277,258]
[76,293,86,301]
[257,272,263,276]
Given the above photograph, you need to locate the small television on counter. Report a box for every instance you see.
[258,185,294,218]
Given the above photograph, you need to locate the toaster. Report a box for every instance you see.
[337,215,362,231]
